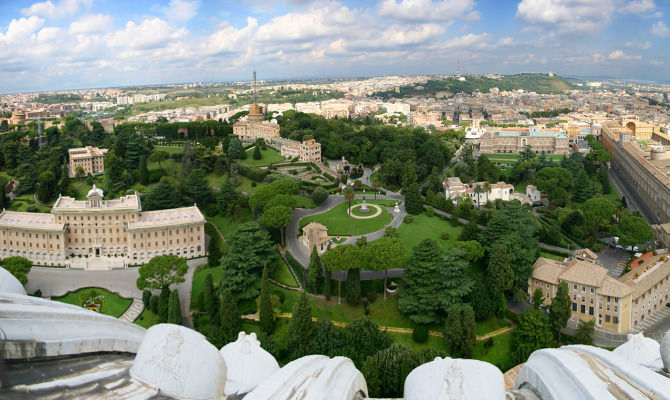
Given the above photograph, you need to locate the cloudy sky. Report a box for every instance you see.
[0,0,669,92]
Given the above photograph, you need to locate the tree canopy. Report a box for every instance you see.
[136,255,188,290]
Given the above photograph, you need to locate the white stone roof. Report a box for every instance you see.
[127,206,204,230]
[219,332,280,395]
[613,333,663,370]
[68,146,108,160]
[0,210,63,231]
[244,355,368,400]
[53,194,140,212]
[515,345,670,399]
[0,266,26,295]
[0,291,146,360]
[87,184,104,198]
[404,357,505,400]
[130,324,226,400]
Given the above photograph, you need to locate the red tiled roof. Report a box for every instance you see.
[630,252,654,270]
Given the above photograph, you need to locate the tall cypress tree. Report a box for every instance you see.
[287,292,313,356]
[138,155,148,185]
[398,239,445,324]
[549,281,572,339]
[259,265,275,333]
[220,290,239,345]
[168,289,182,325]
[208,239,222,267]
[324,267,332,301]
[158,286,170,322]
[307,246,322,295]
[444,304,463,356]
[203,273,218,320]
[345,268,361,306]
[460,305,476,357]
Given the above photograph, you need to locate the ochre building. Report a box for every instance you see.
[529,255,670,333]
[0,185,205,266]
[68,146,108,177]
[479,128,569,155]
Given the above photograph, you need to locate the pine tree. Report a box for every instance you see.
[208,239,222,267]
[217,180,238,216]
[486,242,514,299]
[444,304,463,356]
[436,247,474,310]
[307,246,322,294]
[219,289,239,345]
[138,155,148,185]
[142,177,181,211]
[345,268,361,306]
[458,219,479,241]
[532,288,545,310]
[259,265,275,333]
[183,169,212,206]
[287,292,313,355]
[572,169,593,202]
[253,145,262,160]
[142,289,152,308]
[513,309,553,364]
[460,305,476,357]
[168,289,182,324]
[203,273,218,320]
[549,281,571,339]
[404,183,423,215]
[398,239,445,324]
[158,286,170,322]
[124,134,143,170]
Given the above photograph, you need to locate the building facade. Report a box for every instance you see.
[529,255,670,333]
[300,222,329,255]
[279,139,322,163]
[0,185,205,267]
[68,146,108,177]
[443,177,514,206]
[479,128,570,155]
[601,122,670,223]
[233,120,280,142]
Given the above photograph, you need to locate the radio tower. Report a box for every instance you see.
[253,70,257,105]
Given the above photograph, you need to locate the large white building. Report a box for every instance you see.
[444,177,514,206]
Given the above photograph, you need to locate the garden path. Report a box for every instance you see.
[119,298,144,323]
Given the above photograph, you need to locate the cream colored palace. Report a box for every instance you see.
[0,185,206,267]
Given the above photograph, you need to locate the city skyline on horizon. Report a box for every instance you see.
[1,0,669,93]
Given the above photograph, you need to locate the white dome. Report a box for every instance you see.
[219,332,280,395]
[245,355,367,400]
[614,333,662,369]
[0,266,27,295]
[87,184,104,198]
[130,324,226,400]
[404,357,505,400]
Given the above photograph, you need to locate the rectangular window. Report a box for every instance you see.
[614,317,619,324]
[589,307,594,315]
[605,315,611,323]
[580,305,585,314]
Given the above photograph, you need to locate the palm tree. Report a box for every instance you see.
[484,182,491,207]
[344,186,355,216]
[473,185,483,210]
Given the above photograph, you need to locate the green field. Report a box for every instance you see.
[396,213,462,256]
[52,287,132,318]
[471,333,514,370]
[270,257,299,288]
[191,266,225,309]
[474,316,510,336]
[299,199,393,236]
[242,147,285,166]
[207,210,252,239]
[134,309,160,328]
[154,145,184,155]
[7,193,52,213]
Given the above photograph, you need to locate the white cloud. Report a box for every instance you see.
[651,21,670,37]
[0,16,45,43]
[624,40,650,49]
[620,0,656,15]
[497,36,515,46]
[378,0,478,22]
[22,0,92,19]
[608,49,641,60]
[516,0,615,34]
[69,14,113,35]
[163,0,200,23]
[649,60,663,65]
[108,18,188,51]
[443,33,490,49]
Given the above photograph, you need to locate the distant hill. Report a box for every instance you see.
[371,73,577,100]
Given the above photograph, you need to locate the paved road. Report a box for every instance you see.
[26,257,207,327]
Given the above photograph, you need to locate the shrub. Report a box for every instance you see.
[425,206,435,217]
[26,205,39,212]
[440,232,450,240]
[412,325,429,343]
[403,215,414,223]
[204,204,218,217]
[592,242,602,252]
[311,187,328,205]
[251,181,257,187]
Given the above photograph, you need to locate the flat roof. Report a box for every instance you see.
[52,194,140,213]
[0,210,64,231]
[128,206,204,230]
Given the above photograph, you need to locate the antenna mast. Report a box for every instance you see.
[253,70,257,105]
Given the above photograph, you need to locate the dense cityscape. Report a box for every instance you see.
[2,0,670,399]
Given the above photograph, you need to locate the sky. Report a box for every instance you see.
[0,0,669,92]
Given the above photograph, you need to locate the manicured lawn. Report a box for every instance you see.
[52,287,132,318]
[154,145,184,155]
[134,309,161,329]
[293,195,316,209]
[299,199,393,236]
[191,266,224,309]
[388,331,448,353]
[242,147,285,167]
[396,213,462,256]
[8,194,52,213]
[207,210,252,239]
[471,333,514,371]
[270,257,299,288]
[475,316,510,336]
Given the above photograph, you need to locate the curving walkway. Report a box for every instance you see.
[119,298,144,323]
[348,203,382,219]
